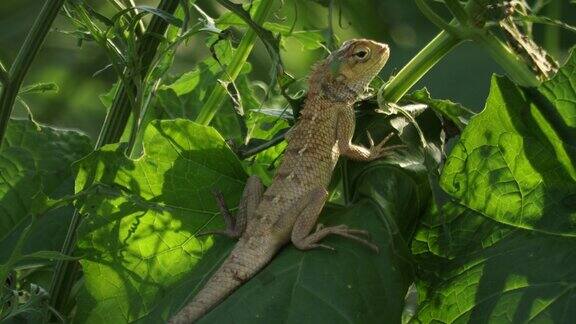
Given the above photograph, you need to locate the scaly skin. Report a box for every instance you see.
[170,39,395,323]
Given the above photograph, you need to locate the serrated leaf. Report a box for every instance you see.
[412,50,576,322]
[149,162,428,323]
[73,119,247,323]
[440,63,576,235]
[0,119,92,240]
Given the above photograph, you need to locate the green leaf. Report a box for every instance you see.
[405,88,475,130]
[73,116,431,323]
[20,250,79,262]
[157,38,250,140]
[243,111,289,184]
[413,202,576,323]
[73,119,247,323]
[0,119,92,240]
[150,161,427,323]
[440,72,576,236]
[134,6,183,27]
[19,82,59,95]
[216,7,324,50]
[412,51,576,322]
[194,201,414,324]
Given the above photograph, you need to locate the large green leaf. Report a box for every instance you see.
[0,119,91,253]
[412,51,576,322]
[0,119,91,237]
[440,59,576,236]
[153,162,428,324]
[73,117,430,323]
[73,119,247,323]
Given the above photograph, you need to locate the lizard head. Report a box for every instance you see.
[310,39,390,102]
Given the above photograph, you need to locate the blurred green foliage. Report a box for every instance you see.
[2,0,573,140]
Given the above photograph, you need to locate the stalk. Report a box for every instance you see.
[543,0,561,58]
[195,0,275,125]
[0,0,65,146]
[0,60,8,86]
[382,0,541,103]
[96,0,180,147]
[381,31,462,103]
[471,30,540,87]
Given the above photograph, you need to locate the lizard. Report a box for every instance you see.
[170,38,399,323]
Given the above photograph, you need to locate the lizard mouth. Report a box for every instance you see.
[378,44,389,53]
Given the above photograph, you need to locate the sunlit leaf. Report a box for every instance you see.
[412,50,576,322]
[73,119,247,323]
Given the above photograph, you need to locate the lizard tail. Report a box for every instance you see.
[169,238,278,324]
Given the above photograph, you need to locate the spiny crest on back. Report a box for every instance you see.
[308,39,390,103]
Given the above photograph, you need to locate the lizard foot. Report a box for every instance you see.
[197,189,241,239]
[367,131,406,159]
[294,224,379,253]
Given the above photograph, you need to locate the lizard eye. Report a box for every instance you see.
[353,47,370,61]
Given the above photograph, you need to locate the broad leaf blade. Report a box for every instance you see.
[73,119,247,323]
[440,62,576,236]
[0,119,91,241]
[413,51,576,322]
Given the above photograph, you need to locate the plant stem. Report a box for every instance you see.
[0,60,8,86]
[382,0,541,104]
[471,30,540,87]
[0,0,65,147]
[381,31,463,103]
[543,0,561,58]
[96,0,180,147]
[195,0,275,125]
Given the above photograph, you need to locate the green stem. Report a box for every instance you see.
[543,0,561,58]
[195,0,274,125]
[0,0,65,147]
[382,0,541,104]
[96,0,180,147]
[0,60,8,86]
[471,30,540,87]
[380,31,463,103]
[444,0,470,25]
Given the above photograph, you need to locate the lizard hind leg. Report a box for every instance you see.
[291,188,379,253]
[200,175,264,239]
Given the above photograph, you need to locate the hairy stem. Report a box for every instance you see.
[0,0,65,146]
[195,0,274,125]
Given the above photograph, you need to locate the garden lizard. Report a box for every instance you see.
[170,39,396,323]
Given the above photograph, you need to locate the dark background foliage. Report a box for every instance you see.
[2,0,573,140]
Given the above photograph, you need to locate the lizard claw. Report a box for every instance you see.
[294,224,379,253]
[367,132,405,159]
[196,228,240,238]
[197,189,241,239]
[312,243,337,252]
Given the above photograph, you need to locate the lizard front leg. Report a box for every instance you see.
[290,188,379,252]
[336,107,403,161]
[201,175,264,238]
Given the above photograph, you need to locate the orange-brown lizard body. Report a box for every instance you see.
[170,39,394,323]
